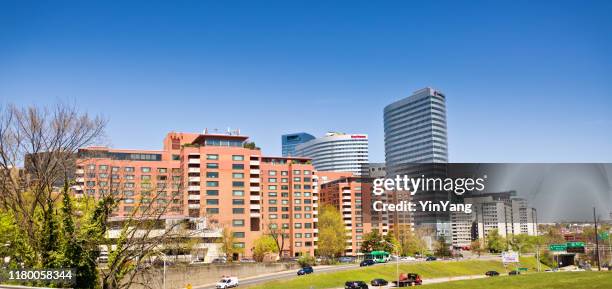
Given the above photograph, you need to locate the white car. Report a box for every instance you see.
[216,277,239,288]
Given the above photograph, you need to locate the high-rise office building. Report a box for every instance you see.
[281,132,315,157]
[295,132,369,175]
[383,87,449,242]
[384,87,448,165]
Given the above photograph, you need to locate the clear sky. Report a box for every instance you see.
[1,0,611,162]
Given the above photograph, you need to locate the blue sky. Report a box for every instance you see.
[1,0,611,162]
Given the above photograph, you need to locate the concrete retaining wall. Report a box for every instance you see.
[131,262,301,289]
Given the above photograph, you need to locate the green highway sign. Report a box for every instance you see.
[566,242,585,248]
[518,267,528,271]
[549,244,567,251]
[599,232,609,240]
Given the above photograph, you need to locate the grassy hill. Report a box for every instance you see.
[246,257,546,289]
[423,272,612,289]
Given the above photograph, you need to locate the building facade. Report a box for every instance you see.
[450,191,538,248]
[281,133,315,157]
[75,131,319,260]
[384,87,448,165]
[319,176,374,256]
[383,87,449,243]
[294,132,369,176]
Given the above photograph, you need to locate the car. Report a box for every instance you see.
[345,281,369,289]
[240,258,255,263]
[370,278,388,286]
[212,257,228,264]
[401,256,416,261]
[509,270,521,275]
[425,256,437,261]
[297,266,314,275]
[360,259,376,267]
[485,271,500,276]
[338,256,355,263]
[215,276,239,288]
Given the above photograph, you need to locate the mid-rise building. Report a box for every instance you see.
[295,132,369,175]
[450,191,538,248]
[75,131,318,259]
[282,133,315,157]
[319,176,374,256]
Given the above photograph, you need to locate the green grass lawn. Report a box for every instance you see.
[246,257,546,289]
[423,272,612,289]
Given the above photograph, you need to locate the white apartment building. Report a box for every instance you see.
[450,192,537,248]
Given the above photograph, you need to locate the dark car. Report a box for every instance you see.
[485,271,500,276]
[345,281,369,289]
[370,278,388,286]
[509,270,521,275]
[297,266,314,275]
[360,259,376,267]
[425,256,437,261]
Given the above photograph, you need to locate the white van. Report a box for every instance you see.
[215,276,239,288]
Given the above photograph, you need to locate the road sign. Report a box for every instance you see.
[502,251,519,263]
[549,244,567,251]
[598,232,609,240]
[518,267,528,271]
[566,242,585,248]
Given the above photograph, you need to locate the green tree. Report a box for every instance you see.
[221,227,243,261]
[486,229,507,253]
[361,230,383,253]
[434,237,452,257]
[252,235,278,262]
[317,205,347,258]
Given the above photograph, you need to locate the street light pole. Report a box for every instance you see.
[594,207,601,271]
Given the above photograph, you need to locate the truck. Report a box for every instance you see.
[391,273,422,287]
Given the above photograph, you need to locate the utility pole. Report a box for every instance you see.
[594,207,601,271]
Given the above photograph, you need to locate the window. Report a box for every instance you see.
[172,154,180,160]
[206,181,219,187]
[295,242,302,247]
[99,165,108,171]
[206,199,219,205]
[232,190,244,196]
[268,192,277,197]
[304,170,311,175]
[232,155,244,161]
[269,170,277,176]
[232,173,244,179]
[233,242,245,248]
[269,200,277,204]
[207,163,219,169]
[158,168,167,173]
[232,164,244,170]
[206,208,219,214]
[125,167,135,172]
[141,175,151,181]
[293,170,301,175]
[281,171,288,176]
[232,181,244,187]
[294,223,302,229]
[293,177,301,182]
[268,178,277,183]
[207,154,219,160]
[206,172,219,178]
[233,208,245,214]
[268,185,277,190]
[232,199,244,205]
[232,219,245,227]
[206,190,219,196]
[295,233,302,238]
[141,167,151,173]
[233,232,245,238]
